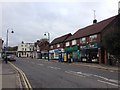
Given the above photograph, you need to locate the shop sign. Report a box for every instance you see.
[64,46,78,52]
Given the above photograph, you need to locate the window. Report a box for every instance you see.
[21,45,23,47]
[22,48,24,51]
[51,46,53,49]
[57,44,60,48]
[66,42,70,46]
[80,37,86,43]
[89,35,97,42]
[25,48,26,51]
[72,40,76,45]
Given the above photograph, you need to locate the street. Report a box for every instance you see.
[12,58,119,88]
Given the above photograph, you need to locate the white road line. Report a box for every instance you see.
[38,64,44,66]
[47,66,61,70]
[93,75,118,84]
[65,71,85,77]
[31,62,35,64]
[97,80,119,87]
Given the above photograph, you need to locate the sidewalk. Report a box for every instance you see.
[0,60,21,89]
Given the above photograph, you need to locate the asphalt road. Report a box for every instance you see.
[12,58,119,88]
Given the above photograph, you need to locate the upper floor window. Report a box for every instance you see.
[57,44,60,48]
[89,34,97,42]
[22,48,24,51]
[21,45,23,47]
[72,40,77,45]
[66,42,70,47]
[80,37,86,44]
[51,45,53,49]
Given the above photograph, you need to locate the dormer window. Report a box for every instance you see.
[66,42,70,47]
[57,44,60,48]
[72,40,76,45]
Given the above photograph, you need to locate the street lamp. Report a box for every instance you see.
[6,28,14,48]
[44,32,50,61]
[5,28,14,57]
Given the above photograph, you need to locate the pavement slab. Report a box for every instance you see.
[0,60,21,89]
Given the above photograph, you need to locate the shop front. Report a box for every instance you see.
[49,49,64,61]
[80,43,100,63]
[64,46,80,62]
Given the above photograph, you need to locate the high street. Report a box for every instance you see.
[11,58,119,88]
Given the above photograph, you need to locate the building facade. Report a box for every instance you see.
[33,39,49,59]
[49,33,72,61]
[17,42,34,58]
[64,15,118,64]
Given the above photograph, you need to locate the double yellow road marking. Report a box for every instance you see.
[9,62,32,90]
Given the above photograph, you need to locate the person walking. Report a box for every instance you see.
[4,55,8,64]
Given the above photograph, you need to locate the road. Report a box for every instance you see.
[12,58,119,88]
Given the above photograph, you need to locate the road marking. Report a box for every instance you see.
[38,64,44,66]
[97,80,119,87]
[31,62,35,64]
[110,70,114,72]
[9,62,32,90]
[65,70,85,77]
[47,66,61,70]
[93,74,118,84]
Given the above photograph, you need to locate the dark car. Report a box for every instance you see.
[7,55,16,61]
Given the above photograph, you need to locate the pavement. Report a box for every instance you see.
[0,59,21,89]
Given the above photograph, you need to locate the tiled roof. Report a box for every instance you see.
[65,15,117,41]
[50,33,72,45]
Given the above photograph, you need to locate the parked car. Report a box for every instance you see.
[7,55,16,61]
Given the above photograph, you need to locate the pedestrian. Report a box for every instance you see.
[4,55,8,64]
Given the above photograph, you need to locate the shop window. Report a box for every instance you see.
[72,40,77,45]
[80,37,86,44]
[89,34,97,42]
[66,42,70,46]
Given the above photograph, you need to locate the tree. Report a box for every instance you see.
[102,30,120,62]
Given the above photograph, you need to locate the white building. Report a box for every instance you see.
[17,42,34,58]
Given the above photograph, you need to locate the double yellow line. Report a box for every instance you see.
[9,62,32,90]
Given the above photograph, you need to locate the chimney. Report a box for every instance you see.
[93,19,97,24]
[93,10,97,24]
[118,1,120,14]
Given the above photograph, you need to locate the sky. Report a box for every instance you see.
[0,0,119,46]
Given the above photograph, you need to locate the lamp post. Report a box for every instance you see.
[44,32,50,61]
[5,28,14,63]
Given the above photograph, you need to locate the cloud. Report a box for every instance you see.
[1,1,119,46]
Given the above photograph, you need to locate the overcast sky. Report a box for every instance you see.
[0,0,119,46]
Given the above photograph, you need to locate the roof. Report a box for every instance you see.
[50,33,72,45]
[65,15,117,41]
